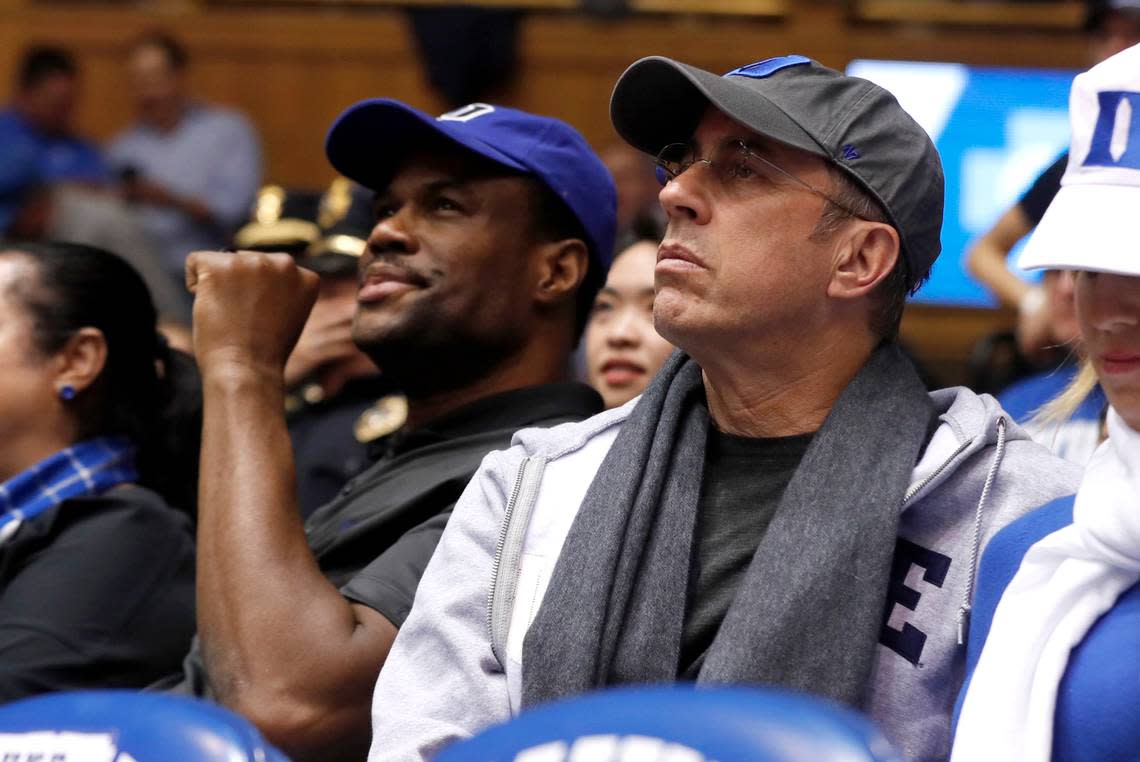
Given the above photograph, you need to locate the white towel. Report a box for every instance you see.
[951,407,1140,762]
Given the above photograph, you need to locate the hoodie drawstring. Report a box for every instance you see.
[957,416,1008,646]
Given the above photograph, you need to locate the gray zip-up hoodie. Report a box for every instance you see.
[367,387,1082,762]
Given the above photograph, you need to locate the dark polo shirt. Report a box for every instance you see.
[318,382,602,626]
[167,382,601,695]
[287,374,391,518]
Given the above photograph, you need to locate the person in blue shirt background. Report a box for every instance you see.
[0,45,108,237]
[108,31,262,305]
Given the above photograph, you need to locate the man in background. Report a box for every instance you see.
[0,45,108,239]
[0,45,107,195]
[109,31,261,309]
[0,45,188,332]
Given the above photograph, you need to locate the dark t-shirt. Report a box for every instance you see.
[0,485,196,701]
[679,428,814,679]
[1018,152,1067,227]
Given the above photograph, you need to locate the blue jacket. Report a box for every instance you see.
[956,495,1140,761]
[0,108,108,186]
[998,365,1106,465]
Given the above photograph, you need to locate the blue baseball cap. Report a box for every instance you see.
[325,99,617,270]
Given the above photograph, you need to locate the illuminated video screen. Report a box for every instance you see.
[846,59,1077,306]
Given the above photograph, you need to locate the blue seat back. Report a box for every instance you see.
[0,690,290,762]
[437,685,904,762]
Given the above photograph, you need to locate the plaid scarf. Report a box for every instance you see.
[0,437,139,544]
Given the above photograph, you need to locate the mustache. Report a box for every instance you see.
[358,256,434,289]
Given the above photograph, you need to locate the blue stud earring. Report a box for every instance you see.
[59,385,76,401]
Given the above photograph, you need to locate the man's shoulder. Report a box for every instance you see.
[0,113,39,159]
[394,381,610,473]
[509,396,633,462]
[190,103,257,138]
[924,385,1082,481]
[905,386,1081,539]
[106,125,149,158]
[0,109,28,138]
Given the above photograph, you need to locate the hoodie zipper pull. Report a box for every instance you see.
[956,605,971,646]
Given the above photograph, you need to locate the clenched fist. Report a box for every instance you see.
[186,250,321,380]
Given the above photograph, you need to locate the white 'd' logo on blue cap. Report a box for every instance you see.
[439,103,496,123]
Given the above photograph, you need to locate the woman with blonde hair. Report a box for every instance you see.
[952,44,1140,761]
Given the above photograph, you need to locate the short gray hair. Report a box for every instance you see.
[808,167,910,341]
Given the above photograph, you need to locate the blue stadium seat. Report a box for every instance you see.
[0,690,290,761]
[437,685,904,762]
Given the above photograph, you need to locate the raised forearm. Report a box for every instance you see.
[197,366,315,689]
[196,367,387,759]
[188,251,394,759]
[967,236,1031,308]
[965,206,1033,308]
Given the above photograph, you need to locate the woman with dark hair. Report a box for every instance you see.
[584,239,675,409]
[0,240,198,701]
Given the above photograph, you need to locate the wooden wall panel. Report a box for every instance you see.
[901,304,1019,387]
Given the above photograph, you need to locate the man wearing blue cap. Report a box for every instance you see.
[176,100,615,761]
[369,57,1079,762]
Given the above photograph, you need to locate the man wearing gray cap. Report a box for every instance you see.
[367,56,1079,762]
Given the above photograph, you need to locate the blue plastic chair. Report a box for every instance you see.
[437,684,906,762]
[0,690,291,761]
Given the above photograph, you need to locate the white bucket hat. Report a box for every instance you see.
[1019,41,1140,276]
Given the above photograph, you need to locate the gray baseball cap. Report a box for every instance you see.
[610,55,944,289]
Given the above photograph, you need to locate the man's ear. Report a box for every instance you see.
[534,238,589,307]
[827,221,900,301]
[52,327,108,398]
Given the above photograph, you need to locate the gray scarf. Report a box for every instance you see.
[522,343,933,708]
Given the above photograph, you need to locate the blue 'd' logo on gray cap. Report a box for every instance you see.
[725,55,811,79]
